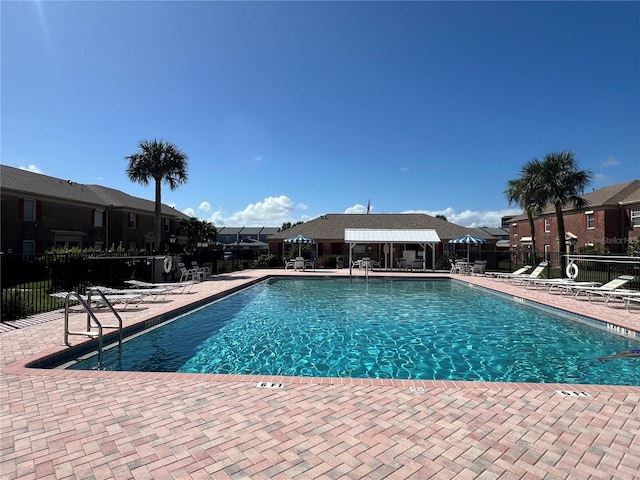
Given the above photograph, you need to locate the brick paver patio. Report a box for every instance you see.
[1,269,639,479]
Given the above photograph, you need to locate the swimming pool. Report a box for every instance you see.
[63,278,640,386]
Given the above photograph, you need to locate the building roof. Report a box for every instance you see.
[345,228,441,243]
[269,214,494,242]
[1,164,190,220]
[510,179,640,221]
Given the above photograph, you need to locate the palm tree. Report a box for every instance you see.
[505,158,546,263]
[126,139,188,253]
[539,150,592,276]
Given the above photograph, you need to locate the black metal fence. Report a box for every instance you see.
[2,250,638,322]
[0,251,219,322]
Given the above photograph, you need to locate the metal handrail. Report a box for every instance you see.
[62,289,123,368]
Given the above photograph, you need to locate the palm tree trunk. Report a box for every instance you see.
[555,202,567,277]
[527,212,537,264]
[154,177,163,254]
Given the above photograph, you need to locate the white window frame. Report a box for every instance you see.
[544,244,551,262]
[512,223,518,237]
[631,209,640,227]
[544,217,551,233]
[23,198,36,221]
[585,211,595,229]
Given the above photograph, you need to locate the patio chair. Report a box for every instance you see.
[284,258,295,270]
[559,275,635,298]
[471,260,487,275]
[50,291,143,310]
[125,279,194,294]
[304,259,316,271]
[294,257,305,271]
[191,261,211,280]
[486,265,532,279]
[93,286,169,302]
[510,262,549,285]
[178,262,201,283]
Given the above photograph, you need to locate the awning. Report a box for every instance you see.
[344,228,440,243]
[344,228,440,272]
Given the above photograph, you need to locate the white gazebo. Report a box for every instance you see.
[344,228,441,271]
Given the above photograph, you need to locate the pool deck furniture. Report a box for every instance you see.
[178,262,202,282]
[124,279,195,294]
[191,261,212,280]
[284,258,295,270]
[558,275,635,297]
[93,286,170,302]
[486,265,532,279]
[49,291,143,309]
[507,262,549,285]
[524,278,602,292]
[623,295,640,312]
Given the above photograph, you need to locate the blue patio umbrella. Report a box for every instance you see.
[448,234,487,260]
[284,234,315,257]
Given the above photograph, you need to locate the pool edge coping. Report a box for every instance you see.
[3,272,640,395]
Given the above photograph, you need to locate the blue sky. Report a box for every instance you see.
[2,1,639,228]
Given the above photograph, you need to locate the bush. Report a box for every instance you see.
[2,289,35,321]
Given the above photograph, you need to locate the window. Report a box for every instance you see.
[585,211,595,229]
[94,209,104,227]
[164,218,170,232]
[544,217,551,233]
[128,212,137,228]
[22,240,35,259]
[631,209,640,227]
[544,244,550,262]
[94,241,104,251]
[23,198,36,221]
[512,223,518,237]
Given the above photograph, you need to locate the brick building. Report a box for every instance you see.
[508,180,640,261]
[1,165,191,255]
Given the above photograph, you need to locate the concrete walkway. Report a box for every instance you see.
[1,269,639,479]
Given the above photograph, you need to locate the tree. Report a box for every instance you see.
[538,151,592,276]
[126,139,188,253]
[435,214,448,221]
[504,158,546,262]
[179,217,216,252]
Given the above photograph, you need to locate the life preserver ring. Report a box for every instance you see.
[163,256,173,273]
[566,261,578,280]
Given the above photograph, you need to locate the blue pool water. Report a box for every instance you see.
[65,278,640,385]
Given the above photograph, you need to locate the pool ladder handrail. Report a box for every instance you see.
[62,288,123,367]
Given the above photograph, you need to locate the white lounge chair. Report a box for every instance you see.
[524,278,601,292]
[486,265,532,279]
[284,258,295,270]
[509,262,549,284]
[93,286,169,302]
[50,291,143,310]
[124,279,194,294]
[559,275,635,298]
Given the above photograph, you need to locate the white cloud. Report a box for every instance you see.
[198,201,211,213]
[601,156,620,168]
[344,203,367,214]
[403,207,522,228]
[182,207,196,217]
[19,164,43,174]
[208,195,295,226]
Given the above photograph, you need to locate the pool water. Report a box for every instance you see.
[66,278,640,386]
